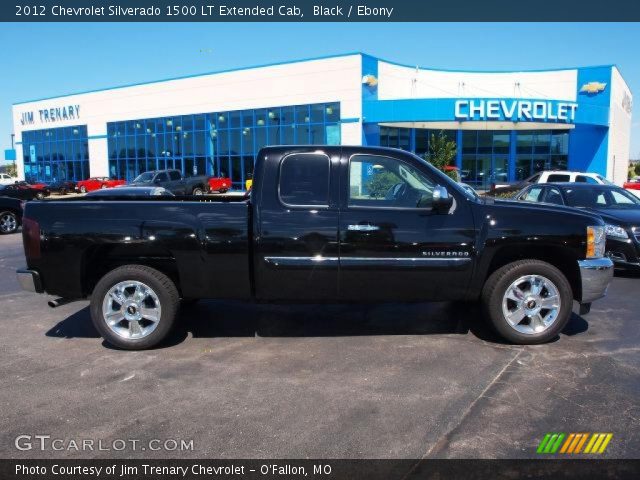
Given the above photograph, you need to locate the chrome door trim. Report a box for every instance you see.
[264,256,471,269]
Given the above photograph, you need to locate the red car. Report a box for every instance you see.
[15,181,50,199]
[76,177,126,193]
[208,176,232,193]
[623,179,640,190]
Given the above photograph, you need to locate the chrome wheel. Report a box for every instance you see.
[501,275,561,335]
[192,188,204,195]
[101,280,161,339]
[80,186,86,193]
[0,213,17,233]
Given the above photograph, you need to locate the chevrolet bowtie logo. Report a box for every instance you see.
[580,82,607,94]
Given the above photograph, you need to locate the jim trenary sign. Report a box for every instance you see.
[20,104,81,126]
[454,99,578,123]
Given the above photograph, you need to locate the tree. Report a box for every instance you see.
[423,131,457,180]
[634,162,640,177]
[365,171,398,198]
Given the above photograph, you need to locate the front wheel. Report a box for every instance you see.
[35,192,44,200]
[90,265,180,350]
[192,187,204,195]
[79,185,87,193]
[481,260,573,344]
[0,211,18,234]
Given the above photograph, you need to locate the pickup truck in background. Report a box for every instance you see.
[128,169,211,195]
[17,146,613,350]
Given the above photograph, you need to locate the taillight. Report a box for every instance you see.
[22,217,41,260]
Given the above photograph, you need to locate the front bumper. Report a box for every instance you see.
[16,269,44,293]
[577,258,613,303]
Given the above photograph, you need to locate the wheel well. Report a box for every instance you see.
[487,245,581,300]
[82,249,182,298]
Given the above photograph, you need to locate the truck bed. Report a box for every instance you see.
[23,197,252,300]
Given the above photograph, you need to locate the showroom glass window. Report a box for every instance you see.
[515,130,569,181]
[461,131,510,189]
[107,102,341,188]
[21,125,89,182]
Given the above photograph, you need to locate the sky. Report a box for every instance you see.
[1,22,639,162]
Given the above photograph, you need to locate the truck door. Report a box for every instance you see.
[253,150,340,301]
[338,151,475,302]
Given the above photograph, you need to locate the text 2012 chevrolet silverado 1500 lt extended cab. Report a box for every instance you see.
[17,146,613,349]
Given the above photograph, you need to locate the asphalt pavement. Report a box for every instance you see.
[0,232,638,459]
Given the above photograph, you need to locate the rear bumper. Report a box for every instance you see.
[16,269,43,293]
[577,258,613,303]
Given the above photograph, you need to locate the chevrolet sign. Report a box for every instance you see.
[580,82,607,94]
[454,99,578,123]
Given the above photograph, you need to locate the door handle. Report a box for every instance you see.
[347,224,380,232]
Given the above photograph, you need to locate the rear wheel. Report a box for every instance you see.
[192,187,204,195]
[481,260,573,344]
[0,211,18,234]
[90,265,179,350]
[35,192,44,200]
[79,185,87,193]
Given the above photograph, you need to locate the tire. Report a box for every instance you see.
[90,265,180,350]
[60,188,66,195]
[35,192,44,200]
[192,187,204,195]
[0,211,18,234]
[80,185,87,193]
[100,184,107,189]
[481,260,573,344]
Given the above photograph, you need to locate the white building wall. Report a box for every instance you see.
[12,54,363,178]
[607,66,633,185]
[377,61,578,101]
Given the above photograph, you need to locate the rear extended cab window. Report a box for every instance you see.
[278,153,330,206]
[547,174,571,182]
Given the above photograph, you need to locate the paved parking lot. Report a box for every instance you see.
[0,231,638,459]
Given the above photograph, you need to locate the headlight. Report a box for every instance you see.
[605,224,628,239]
[586,226,606,259]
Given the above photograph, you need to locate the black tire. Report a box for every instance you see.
[60,188,66,195]
[192,186,204,195]
[90,265,180,350]
[80,185,87,193]
[481,259,573,345]
[35,192,44,200]
[0,211,18,234]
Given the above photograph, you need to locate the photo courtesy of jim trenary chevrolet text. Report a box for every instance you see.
[1,1,640,479]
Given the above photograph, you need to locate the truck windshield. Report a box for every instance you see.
[133,172,154,183]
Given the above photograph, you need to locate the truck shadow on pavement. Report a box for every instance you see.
[45,300,589,349]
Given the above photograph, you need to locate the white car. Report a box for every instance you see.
[492,170,613,194]
[0,173,16,186]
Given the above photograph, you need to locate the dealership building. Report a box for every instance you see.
[10,52,633,189]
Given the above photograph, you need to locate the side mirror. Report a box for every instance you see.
[432,185,453,213]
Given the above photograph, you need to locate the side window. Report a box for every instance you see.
[522,186,544,202]
[279,153,330,206]
[169,171,181,181]
[576,175,598,184]
[156,172,169,182]
[547,174,571,182]
[528,174,541,183]
[544,187,564,205]
[348,155,436,208]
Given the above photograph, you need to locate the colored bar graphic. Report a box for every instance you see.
[538,433,612,454]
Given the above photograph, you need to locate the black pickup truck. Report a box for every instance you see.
[17,146,613,349]
[128,169,210,195]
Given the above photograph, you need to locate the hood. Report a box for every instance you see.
[488,198,603,223]
[585,207,640,227]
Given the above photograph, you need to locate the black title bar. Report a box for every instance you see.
[4,0,640,22]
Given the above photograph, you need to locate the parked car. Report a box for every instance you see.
[15,181,50,199]
[0,184,44,201]
[208,176,232,193]
[128,169,210,195]
[76,177,126,193]
[489,171,613,196]
[0,196,23,234]
[47,180,76,195]
[514,183,640,271]
[17,146,613,350]
[86,186,174,198]
[0,173,16,185]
